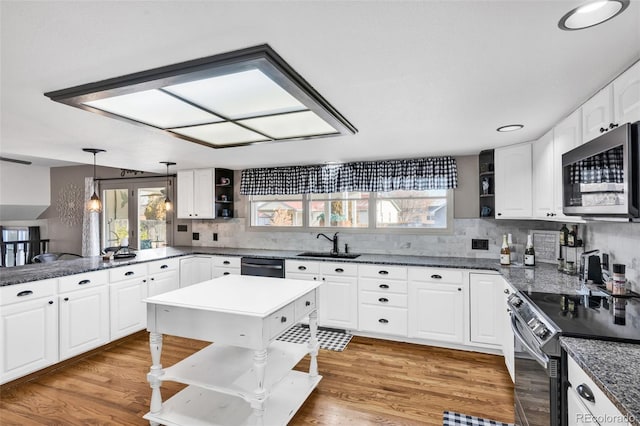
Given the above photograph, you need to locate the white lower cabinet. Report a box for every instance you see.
[502,280,515,382]
[408,268,465,344]
[358,265,408,336]
[469,273,503,347]
[319,263,358,330]
[147,259,180,297]
[0,279,59,384]
[179,256,213,287]
[211,256,241,278]
[58,271,109,360]
[109,264,147,340]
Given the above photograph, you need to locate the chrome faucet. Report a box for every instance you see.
[317,232,339,255]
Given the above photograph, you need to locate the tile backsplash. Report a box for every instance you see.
[190,218,639,292]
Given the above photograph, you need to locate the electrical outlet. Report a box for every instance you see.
[177,224,188,232]
[192,232,199,241]
[213,233,218,241]
[472,238,489,250]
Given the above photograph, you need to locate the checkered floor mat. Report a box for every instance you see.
[443,411,514,426]
[276,324,352,351]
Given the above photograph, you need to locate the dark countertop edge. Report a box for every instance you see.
[0,247,502,286]
[560,337,640,426]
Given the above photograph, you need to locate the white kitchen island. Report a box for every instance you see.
[143,275,321,426]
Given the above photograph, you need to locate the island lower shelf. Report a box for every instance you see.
[143,370,322,426]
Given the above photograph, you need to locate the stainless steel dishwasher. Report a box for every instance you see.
[240,257,285,278]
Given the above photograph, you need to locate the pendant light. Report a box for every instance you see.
[83,148,105,213]
[160,161,176,211]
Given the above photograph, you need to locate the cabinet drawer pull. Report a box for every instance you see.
[280,316,287,323]
[335,268,344,273]
[78,279,91,285]
[298,265,307,271]
[378,297,389,303]
[458,288,462,291]
[378,318,389,324]
[223,261,230,265]
[160,264,168,269]
[305,301,311,306]
[64,297,69,301]
[17,290,33,297]
[378,270,389,275]
[431,274,442,279]
[125,271,134,276]
[48,300,54,305]
[379,284,389,289]
[223,272,230,276]
[576,384,595,403]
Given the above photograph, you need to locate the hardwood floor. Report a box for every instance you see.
[0,332,514,425]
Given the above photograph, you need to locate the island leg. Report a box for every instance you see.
[147,332,164,425]
[308,310,319,377]
[251,348,268,426]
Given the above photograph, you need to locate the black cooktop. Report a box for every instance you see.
[523,292,640,344]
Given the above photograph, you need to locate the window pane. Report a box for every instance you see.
[309,192,369,228]
[138,187,168,249]
[103,189,129,248]
[376,198,448,228]
[251,198,303,227]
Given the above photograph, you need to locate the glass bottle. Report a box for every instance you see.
[559,224,569,246]
[508,233,516,263]
[567,225,577,247]
[524,234,535,266]
[500,234,511,266]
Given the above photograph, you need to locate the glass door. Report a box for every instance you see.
[100,178,173,250]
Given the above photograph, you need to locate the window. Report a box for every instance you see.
[249,190,452,232]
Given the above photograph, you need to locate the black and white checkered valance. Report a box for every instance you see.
[240,157,458,195]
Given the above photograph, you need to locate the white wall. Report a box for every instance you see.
[0,162,50,220]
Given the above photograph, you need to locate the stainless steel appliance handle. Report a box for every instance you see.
[241,263,283,270]
[510,314,549,370]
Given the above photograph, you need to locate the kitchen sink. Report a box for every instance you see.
[297,251,361,259]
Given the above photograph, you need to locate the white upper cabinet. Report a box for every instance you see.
[532,129,555,219]
[553,110,582,218]
[177,169,215,219]
[494,142,532,219]
[613,60,640,126]
[582,60,640,144]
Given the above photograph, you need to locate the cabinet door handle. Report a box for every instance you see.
[600,127,607,133]
[335,268,344,273]
[125,271,134,276]
[78,279,91,285]
[609,122,618,130]
[48,300,54,305]
[378,297,389,303]
[378,318,389,324]
[305,301,311,306]
[458,288,462,291]
[223,261,230,265]
[298,265,307,271]
[497,212,502,216]
[378,270,389,275]
[431,274,442,279]
[223,272,230,275]
[280,316,287,323]
[64,297,69,301]
[379,284,389,289]
[150,277,155,281]
[160,264,168,269]
[504,289,510,294]
[17,290,33,297]
[576,384,595,403]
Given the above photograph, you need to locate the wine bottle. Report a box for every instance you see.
[524,234,535,266]
[559,224,569,246]
[500,234,511,266]
[508,233,516,263]
[567,225,577,247]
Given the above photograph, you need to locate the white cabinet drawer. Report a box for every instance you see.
[212,267,240,278]
[268,303,296,339]
[320,262,358,277]
[408,267,463,284]
[0,279,58,306]
[286,260,320,275]
[109,264,147,283]
[359,277,408,294]
[359,305,407,336]
[295,290,317,320]
[359,264,407,280]
[360,291,408,308]
[59,270,108,293]
[147,258,179,274]
[211,256,241,268]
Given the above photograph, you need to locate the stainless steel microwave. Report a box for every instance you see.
[562,121,639,218]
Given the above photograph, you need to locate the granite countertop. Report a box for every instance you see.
[561,337,640,426]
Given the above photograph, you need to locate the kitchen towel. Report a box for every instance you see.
[443,411,514,426]
[276,324,352,351]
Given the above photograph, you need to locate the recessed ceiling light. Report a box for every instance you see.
[558,0,629,31]
[44,45,357,149]
[496,124,524,132]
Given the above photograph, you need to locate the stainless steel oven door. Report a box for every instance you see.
[512,314,560,426]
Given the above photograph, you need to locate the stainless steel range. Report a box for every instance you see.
[508,289,640,426]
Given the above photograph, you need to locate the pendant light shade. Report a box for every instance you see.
[160,161,176,212]
[83,148,105,213]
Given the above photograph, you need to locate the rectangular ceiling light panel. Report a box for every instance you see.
[44,45,357,149]
[83,89,222,128]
